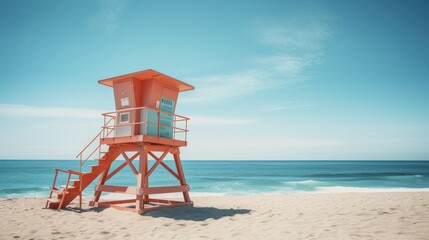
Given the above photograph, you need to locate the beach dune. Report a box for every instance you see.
[0,192,428,239]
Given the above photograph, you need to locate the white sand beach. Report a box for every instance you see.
[1,192,428,240]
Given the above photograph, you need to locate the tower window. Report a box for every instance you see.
[119,112,130,123]
[121,97,129,107]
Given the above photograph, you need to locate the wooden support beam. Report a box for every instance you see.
[143,150,149,204]
[105,148,141,181]
[97,199,136,205]
[173,148,191,202]
[149,198,183,204]
[91,163,112,205]
[98,185,137,194]
[145,185,188,194]
[137,148,147,212]
[160,161,180,180]
[119,144,170,152]
[148,151,180,181]
[146,150,169,177]
[122,152,138,176]
[145,144,172,152]
[106,161,127,181]
[127,150,142,161]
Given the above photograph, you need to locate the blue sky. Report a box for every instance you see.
[0,0,428,160]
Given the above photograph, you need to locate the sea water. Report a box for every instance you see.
[0,160,428,198]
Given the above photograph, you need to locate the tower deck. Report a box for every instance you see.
[100,134,187,147]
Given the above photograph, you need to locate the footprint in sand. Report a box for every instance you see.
[378,211,390,215]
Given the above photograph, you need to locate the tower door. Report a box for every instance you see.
[159,87,176,139]
[113,79,135,137]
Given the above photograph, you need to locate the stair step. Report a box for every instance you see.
[89,165,102,171]
[57,193,63,200]
[70,180,81,188]
[96,159,109,165]
[46,198,61,209]
[51,189,63,194]
[46,198,60,204]
[60,185,80,191]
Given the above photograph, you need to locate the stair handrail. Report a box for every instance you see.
[46,169,83,210]
[75,131,102,159]
[76,117,115,170]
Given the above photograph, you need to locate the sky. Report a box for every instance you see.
[0,0,428,160]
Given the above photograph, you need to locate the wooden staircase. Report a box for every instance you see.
[45,118,118,210]
[45,147,121,210]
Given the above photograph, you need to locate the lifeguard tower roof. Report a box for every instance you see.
[98,69,195,92]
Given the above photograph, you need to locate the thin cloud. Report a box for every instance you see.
[254,14,334,79]
[255,15,334,52]
[184,13,334,105]
[91,0,127,33]
[182,70,276,104]
[190,115,258,126]
[0,104,103,119]
[255,55,316,76]
[0,104,257,126]
[255,103,313,112]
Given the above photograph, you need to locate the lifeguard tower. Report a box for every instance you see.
[45,69,194,214]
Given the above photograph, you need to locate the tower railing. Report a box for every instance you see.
[101,106,189,142]
[75,106,189,170]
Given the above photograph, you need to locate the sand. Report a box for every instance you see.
[0,192,428,240]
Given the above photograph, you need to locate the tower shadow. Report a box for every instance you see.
[145,206,252,221]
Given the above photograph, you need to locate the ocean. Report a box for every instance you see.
[0,160,428,198]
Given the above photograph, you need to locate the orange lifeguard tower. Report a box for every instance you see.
[45,69,194,214]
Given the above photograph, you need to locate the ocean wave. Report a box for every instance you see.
[0,191,48,199]
[190,192,228,197]
[307,172,425,178]
[314,186,429,193]
[285,180,320,185]
[0,186,49,193]
[0,186,51,198]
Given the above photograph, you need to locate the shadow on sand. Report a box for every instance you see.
[145,206,252,221]
[58,205,251,221]
[60,206,106,213]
